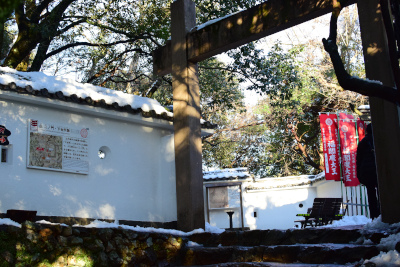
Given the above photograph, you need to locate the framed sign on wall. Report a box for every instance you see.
[205,182,244,230]
[27,119,89,174]
[208,185,241,209]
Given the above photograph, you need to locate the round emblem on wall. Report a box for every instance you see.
[341,125,348,133]
[325,118,333,126]
[80,128,88,138]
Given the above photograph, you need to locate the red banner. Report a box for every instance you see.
[357,119,366,142]
[319,114,341,181]
[339,113,360,187]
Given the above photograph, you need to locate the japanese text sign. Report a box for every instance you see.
[319,114,341,181]
[339,113,360,187]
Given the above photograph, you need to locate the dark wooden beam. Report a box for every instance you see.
[153,0,357,76]
[171,0,205,231]
[358,0,400,224]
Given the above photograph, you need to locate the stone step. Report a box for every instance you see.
[181,243,380,266]
[188,228,388,247]
[197,263,357,266]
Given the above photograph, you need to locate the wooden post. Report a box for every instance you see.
[171,0,205,231]
[358,0,400,223]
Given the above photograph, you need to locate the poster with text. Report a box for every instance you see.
[27,119,89,174]
[339,113,360,187]
[319,114,341,181]
[208,185,241,209]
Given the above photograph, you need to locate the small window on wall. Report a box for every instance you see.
[1,146,9,163]
[98,146,110,160]
[1,147,7,162]
[98,150,106,159]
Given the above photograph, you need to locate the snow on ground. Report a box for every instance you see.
[0,219,223,236]
[377,233,400,251]
[363,250,400,267]
[78,220,207,236]
[1,215,397,236]
[319,215,372,228]
[364,216,400,234]
[0,218,21,228]
[35,219,69,227]
[0,215,398,235]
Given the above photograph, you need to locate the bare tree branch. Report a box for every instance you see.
[86,48,148,84]
[288,123,324,171]
[57,18,87,35]
[44,39,150,61]
[322,5,400,105]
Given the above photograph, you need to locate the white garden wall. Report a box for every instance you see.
[316,180,343,198]
[243,186,318,230]
[204,171,344,230]
[0,96,177,224]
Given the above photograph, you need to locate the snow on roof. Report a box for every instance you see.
[246,172,326,191]
[0,67,171,115]
[191,10,241,32]
[203,167,251,181]
[0,67,216,128]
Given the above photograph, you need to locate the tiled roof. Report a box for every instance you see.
[0,67,217,129]
[203,167,252,181]
[245,172,326,191]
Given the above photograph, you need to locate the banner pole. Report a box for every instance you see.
[364,186,369,217]
[355,119,364,216]
[337,112,346,206]
[357,119,369,217]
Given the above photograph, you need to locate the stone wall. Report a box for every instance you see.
[0,221,391,266]
[0,222,186,266]
[0,211,178,230]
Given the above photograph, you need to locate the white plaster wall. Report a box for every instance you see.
[315,180,342,198]
[157,135,177,221]
[0,99,177,223]
[204,184,320,230]
[204,179,345,230]
[242,186,318,230]
[209,208,241,229]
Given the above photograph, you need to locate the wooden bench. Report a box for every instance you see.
[332,203,347,221]
[294,208,316,228]
[295,198,344,228]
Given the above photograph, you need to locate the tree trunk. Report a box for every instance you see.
[3,30,40,68]
[16,53,30,71]
[29,39,51,71]
[0,20,5,59]
[3,0,76,70]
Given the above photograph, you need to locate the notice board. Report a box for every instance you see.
[27,119,89,174]
[208,185,240,209]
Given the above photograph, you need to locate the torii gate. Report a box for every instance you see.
[153,0,400,231]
